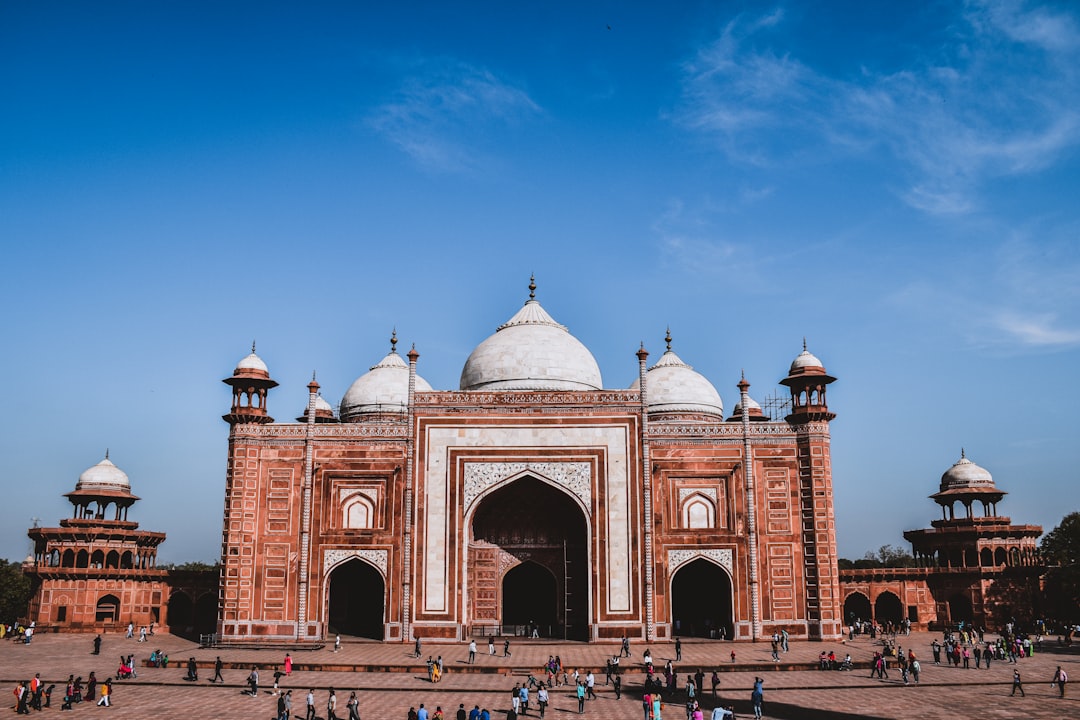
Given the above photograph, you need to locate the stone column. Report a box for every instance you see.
[403,346,419,642]
[739,376,761,641]
[298,376,319,638]
[636,345,654,642]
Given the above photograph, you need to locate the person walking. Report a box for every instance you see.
[211,656,224,683]
[1011,669,1025,697]
[327,688,338,720]
[586,672,596,700]
[750,677,763,720]
[93,635,102,655]
[675,638,682,661]
[96,679,112,707]
[1052,666,1068,698]
[414,637,422,658]
[469,639,477,664]
[504,639,512,657]
[576,682,586,714]
[613,673,622,700]
[285,653,293,676]
[537,685,548,718]
[306,689,316,720]
[247,666,259,697]
[622,635,631,658]
[283,690,293,720]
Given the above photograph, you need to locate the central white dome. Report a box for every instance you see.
[628,343,724,417]
[460,297,602,392]
[76,455,131,491]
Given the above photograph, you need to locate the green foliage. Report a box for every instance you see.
[0,560,33,622]
[1041,512,1080,623]
[838,544,916,569]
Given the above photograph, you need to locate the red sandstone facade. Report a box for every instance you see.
[217,288,844,644]
[23,455,169,632]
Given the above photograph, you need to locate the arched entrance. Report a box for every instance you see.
[948,593,973,625]
[874,591,903,624]
[168,592,193,637]
[327,559,385,639]
[503,561,557,629]
[470,476,588,640]
[670,559,733,639]
[844,592,872,624]
[194,593,218,636]
[96,594,121,623]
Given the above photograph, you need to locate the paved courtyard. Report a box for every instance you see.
[2,630,1076,719]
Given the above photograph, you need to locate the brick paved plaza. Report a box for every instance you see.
[3,631,1076,719]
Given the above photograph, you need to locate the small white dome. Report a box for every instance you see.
[340,349,433,419]
[76,455,130,492]
[940,451,995,491]
[628,348,724,417]
[236,352,268,373]
[314,394,334,414]
[732,395,761,414]
[460,297,602,392]
[789,348,823,373]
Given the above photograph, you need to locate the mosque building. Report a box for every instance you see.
[216,280,844,643]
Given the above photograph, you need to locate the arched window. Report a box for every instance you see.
[994,548,1007,566]
[96,594,120,623]
[120,551,133,569]
[76,550,89,568]
[106,550,120,569]
[90,550,105,568]
[62,549,75,567]
[680,494,716,529]
[980,548,992,566]
[343,494,375,529]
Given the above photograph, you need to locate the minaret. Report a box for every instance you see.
[780,341,842,639]
[223,342,279,424]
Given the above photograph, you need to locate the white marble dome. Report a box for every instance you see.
[460,298,602,392]
[76,455,131,492]
[314,394,335,414]
[628,346,724,417]
[233,343,270,377]
[789,347,824,373]
[940,451,996,491]
[340,347,433,419]
[731,394,762,415]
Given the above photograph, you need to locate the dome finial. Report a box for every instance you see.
[528,274,536,301]
[252,340,257,354]
[105,448,109,460]
[312,370,317,382]
[961,447,966,459]
[390,328,398,354]
[665,327,672,352]
[802,337,807,352]
[741,368,746,381]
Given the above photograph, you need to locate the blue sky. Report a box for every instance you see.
[2,1,1078,564]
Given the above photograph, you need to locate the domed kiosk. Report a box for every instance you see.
[628,330,724,418]
[25,453,169,631]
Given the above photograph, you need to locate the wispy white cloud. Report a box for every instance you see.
[887,232,1080,351]
[674,1,1080,214]
[368,60,540,172]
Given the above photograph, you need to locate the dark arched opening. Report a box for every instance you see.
[96,594,120,623]
[980,548,993,567]
[168,592,194,637]
[328,559,385,640]
[671,559,733,639]
[844,592,872,625]
[503,561,557,630]
[948,593,973,625]
[874,591,903,624]
[194,593,218,636]
[471,476,588,640]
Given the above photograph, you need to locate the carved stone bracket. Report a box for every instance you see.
[463,462,591,513]
[668,547,733,575]
[323,547,388,578]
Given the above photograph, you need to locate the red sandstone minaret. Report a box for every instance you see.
[780,340,841,639]
[223,342,278,424]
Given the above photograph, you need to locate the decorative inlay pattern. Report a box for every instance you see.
[679,487,717,503]
[323,548,387,577]
[417,391,640,406]
[668,547,733,574]
[463,462,592,512]
[339,488,378,505]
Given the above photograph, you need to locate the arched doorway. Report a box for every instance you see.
[948,593,973,625]
[168,592,194,637]
[670,559,733,639]
[503,561,557,629]
[327,559,385,640]
[470,476,588,640]
[194,593,218,636]
[844,592,872,625]
[96,594,120,624]
[874,591,903,624]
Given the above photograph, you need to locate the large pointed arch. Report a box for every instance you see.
[324,554,386,640]
[466,473,591,640]
[669,554,735,639]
